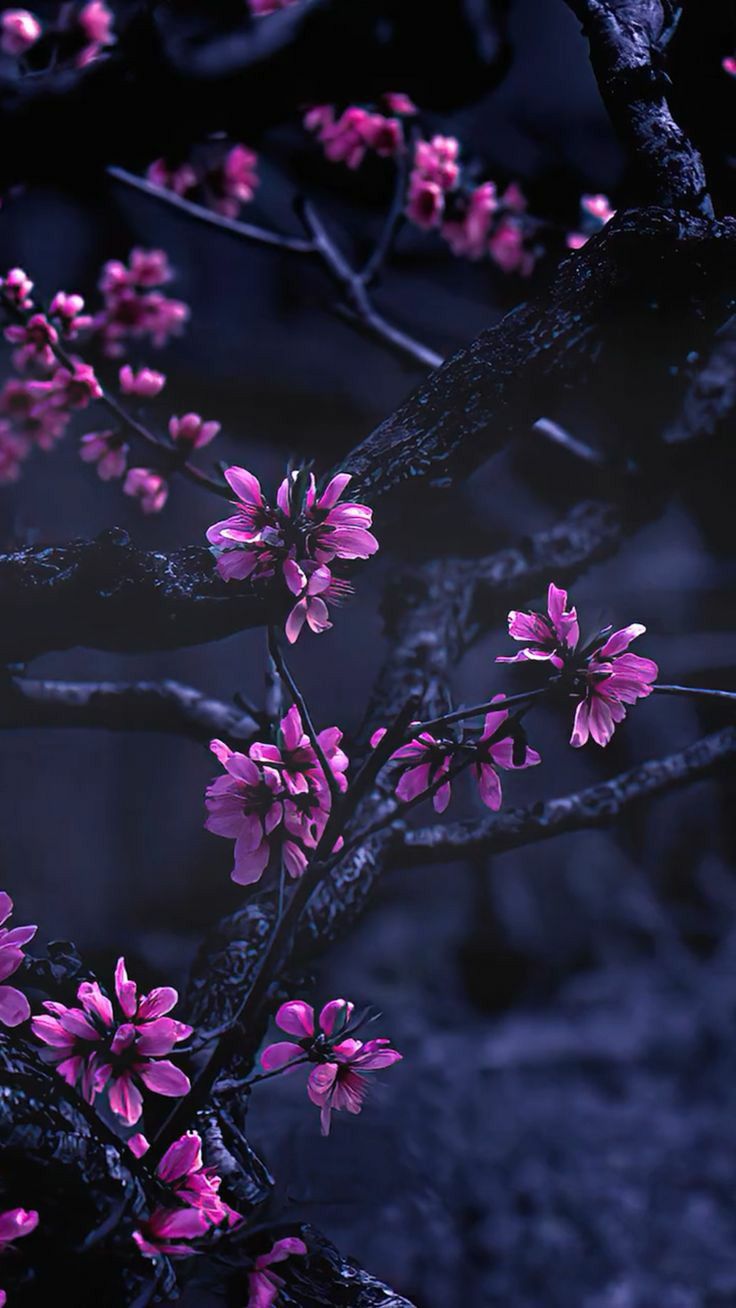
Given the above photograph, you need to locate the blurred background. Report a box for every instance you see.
[0,1,735,1303]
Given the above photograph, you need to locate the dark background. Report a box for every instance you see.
[1,1,735,1303]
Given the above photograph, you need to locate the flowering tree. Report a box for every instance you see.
[0,0,734,1304]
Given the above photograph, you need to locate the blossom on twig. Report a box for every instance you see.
[31,958,191,1125]
[0,1207,38,1308]
[246,1236,308,1306]
[260,999,402,1135]
[132,1130,241,1258]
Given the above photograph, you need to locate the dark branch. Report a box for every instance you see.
[563,0,713,215]
[664,314,736,445]
[2,209,732,661]
[0,676,259,744]
[399,726,736,864]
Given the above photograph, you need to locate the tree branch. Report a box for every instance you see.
[2,209,732,661]
[399,726,736,864]
[563,0,713,215]
[0,676,260,743]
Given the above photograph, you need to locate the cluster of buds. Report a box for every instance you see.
[147,143,259,219]
[260,999,402,1135]
[407,135,537,274]
[205,704,348,885]
[0,268,100,483]
[131,1131,241,1259]
[207,466,378,643]
[93,248,189,358]
[0,3,114,66]
[31,957,191,1126]
[303,93,416,170]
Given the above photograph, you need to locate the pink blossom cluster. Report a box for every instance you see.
[722,54,736,76]
[147,144,259,219]
[0,269,100,482]
[246,1236,308,1307]
[304,93,416,170]
[207,467,378,643]
[372,698,541,815]
[130,1130,241,1259]
[0,1207,38,1308]
[93,248,189,358]
[0,3,114,65]
[0,891,36,1028]
[205,704,348,885]
[31,958,191,1125]
[497,582,658,747]
[566,193,616,250]
[260,999,402,1135]
[406,135,536,273]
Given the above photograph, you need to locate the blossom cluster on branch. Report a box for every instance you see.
[0,3,113,66]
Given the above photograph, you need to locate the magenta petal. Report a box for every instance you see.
[224,466,262,506]
[0,984,30,1027]
[138,1059,191,1097]
[260,1040,304,1071]
[275,1000,315,1037]
[0,948,23,983]
[0,893,12,927]
[317,472,352,510]
[158,1131,202,1183]
[108,1073,144,1125]
[319,999,354,1036]
[114,957,138,1018]
[232,836,270,886]
[136,986,178,1021]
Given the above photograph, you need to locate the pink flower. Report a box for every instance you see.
[582,193,615,224]
[31,958,191,1125]
[360,113,403,157]
[41,362,101,409]
[80,430,128,480]
[498,582,658,747]
[386,731,455,813]
[723,55,736,77]
[260,999,401,1135]
[497,582,580,668]
[308,1038,402,1135]
[169,412,220,449]
[246,1236,308,1306]
[146,158,199,197]
[124,467,169,514]
[0,268,33,310]
[4,313,58,371]
[77,1,114,45]
[207,467,376,643]
[0,9,41,56]
[119,365,166,398]
[472,698,541,810]
[381,91,417,116]
[205,703,345,885]
[95,249,186,357]
[488,217,535,276]
[133,1130,240,1258]
[49,291,91,338]
[413,136,460,190]
[569,625,658,748]
[0,1207,38,1251]
[442,182,498,258]
[406,176,445,230]
[0,892,36,1028]
[211,145,259,218]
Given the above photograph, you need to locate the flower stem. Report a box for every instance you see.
[416,686,548,733]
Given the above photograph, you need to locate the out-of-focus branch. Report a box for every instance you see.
[0,677,260,744]
[399,726,736,865]
[563,0,713,215]
[664,314,736,445]
[108,171,443,371]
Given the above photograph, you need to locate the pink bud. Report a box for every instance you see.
[119,365,166,398]
[1,10,41,56]
[168,412,220,449]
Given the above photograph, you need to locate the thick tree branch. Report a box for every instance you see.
[399,726,736,864]
[664,314,736,445]
[563,0,713,215]
[0,676,259,743]
[1,209,732,661]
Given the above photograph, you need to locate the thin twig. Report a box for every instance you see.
[416,687,548,733]
[654,683,736,704]
[267,627,342,809]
